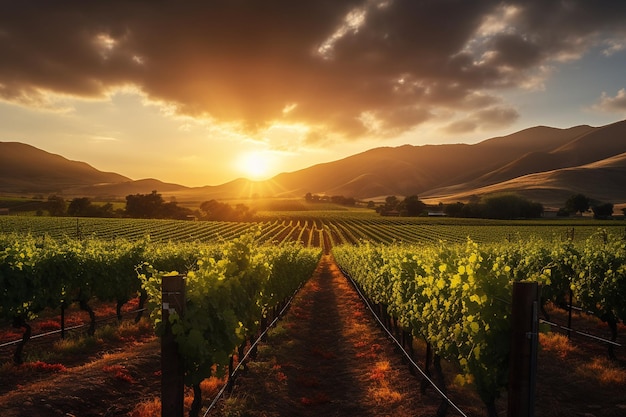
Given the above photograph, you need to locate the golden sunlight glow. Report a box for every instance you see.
[236,151,273,180]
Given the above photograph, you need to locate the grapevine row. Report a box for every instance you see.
[2,216,624,248]
[332,229,626,416]
[139,232,321,416]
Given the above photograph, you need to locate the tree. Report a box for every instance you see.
[47,195,66,216]
[384,196,399,211]
[199,200,254,221]
[402,195,426,216]
[98,203,115,217]
[68,198,116,217]
[125,190,164,218]
[68,197,92,216]
[565,194,590,215]
[443,194,543,219]
[592,202,614,219]
[125,190,191,219]
[444,202,465,217]
[557,207,570,217]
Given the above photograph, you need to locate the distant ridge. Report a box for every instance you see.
[2,119,626,206]
[0,142,129,193]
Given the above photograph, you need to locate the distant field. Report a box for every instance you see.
[1,214,624,248]
[0,196,126,216]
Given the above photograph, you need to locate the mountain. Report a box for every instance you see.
[65,178,190,199]
[2,119,626,207]
[266,124,596,200]
[423,152,626,207]
[419,120,626,205]
[0,142,130,193]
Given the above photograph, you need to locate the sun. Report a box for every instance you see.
[236,151,272,180]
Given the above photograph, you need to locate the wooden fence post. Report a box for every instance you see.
[507,282,539,417]
[161,274,186,417]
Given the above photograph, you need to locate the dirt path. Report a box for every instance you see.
[211,254,473,417]
[0,337,161,417]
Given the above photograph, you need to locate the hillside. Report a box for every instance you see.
[265,124,596,199]
[2,119,626,206]
[65,178,190,199]
[421,153,626,207]
[0,142,130,193]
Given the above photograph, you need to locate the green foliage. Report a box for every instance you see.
[591,202,614,218]
[444,193,544,219]
[125,190,192,219]
[46,195,66,216]
[1,214,624,248]
[333,230,626,409]
[333,241,513,408]
[68,197,115,217]
[0,228,320,385]
[139,232,321,386]
[402,195,426,216]
[198,200,255,221]
[565,193,591,215]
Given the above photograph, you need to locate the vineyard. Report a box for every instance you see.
[2,214,626,416]
[333,232,626,415]
[1,215,624,247]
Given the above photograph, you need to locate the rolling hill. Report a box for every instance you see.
[0,142,130,193]
[1,119,625,207]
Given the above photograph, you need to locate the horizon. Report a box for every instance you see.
[1,1,626,186]
[2,118,621,191]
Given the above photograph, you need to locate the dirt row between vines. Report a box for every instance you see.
[209,254,488,417]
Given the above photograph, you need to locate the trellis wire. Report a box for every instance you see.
[201,282,303,417]
[0,308,146,349]
[340,267,469,417]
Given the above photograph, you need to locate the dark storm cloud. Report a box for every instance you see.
[1,0,625,139]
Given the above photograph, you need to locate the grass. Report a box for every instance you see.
[219,395,253,417]
[129,375,229,417]
[129,397,161,417]
[577,357,626,385]
[539,332,576,359]
[1,315,153,370]
[102,364,136,384]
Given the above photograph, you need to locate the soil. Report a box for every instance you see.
[0,336,160,417]
[1,255,626,417]
[209,254,488,417]
[0,303,160,417]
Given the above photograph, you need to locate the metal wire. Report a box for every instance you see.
[340,267,469,417]
[0,308,146,348]
[202,283,303,417]
[202,263,471,417]
[539,319,622,347]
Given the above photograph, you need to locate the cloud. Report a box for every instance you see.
[594,89,626,113]
[442,105,519,134]
[1,0,625,141]
[90,135,119,142]
[602,39,626,56]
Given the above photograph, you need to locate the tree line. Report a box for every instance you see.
[558,193,616,219]
[43,191,255,221]
[376,193,621,220]
[442,194,543,219]
[304,193,356,206]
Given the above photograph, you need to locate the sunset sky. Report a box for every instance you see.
[1,1,626,187]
